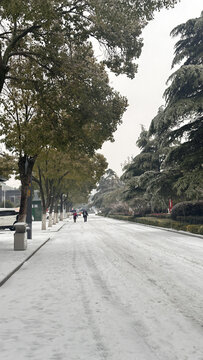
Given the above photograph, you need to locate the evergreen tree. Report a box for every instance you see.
[121,125,167,213]
[149,12,203,200]
[92,169,124,212]
[122,13,203,210]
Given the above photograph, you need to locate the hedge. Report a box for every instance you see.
[104,215,203,235]
[145,213,171,219]
[176,215,203,225]
[171,201,203,220]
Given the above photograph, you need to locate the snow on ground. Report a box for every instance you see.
[0,220,66,283]
[0,215,203,360]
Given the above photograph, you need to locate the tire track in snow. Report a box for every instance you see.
[72,240,110,360]
[81,222,203,359]
[100,231,203,329]
[76,237,161,360]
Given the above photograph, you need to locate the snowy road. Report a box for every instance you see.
[0,216,203,360]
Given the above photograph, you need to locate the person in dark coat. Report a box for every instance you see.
[82,209,88,222]
[73,211,77,223]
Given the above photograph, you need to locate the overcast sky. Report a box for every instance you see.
[6,0,202,187]
[100,0,202,176]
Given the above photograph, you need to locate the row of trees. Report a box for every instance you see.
[0,50,127,223]
[0,0,178,224]
[32,150,107,229]
[92,12,203,215]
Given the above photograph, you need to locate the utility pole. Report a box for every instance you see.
[26,179,32,239]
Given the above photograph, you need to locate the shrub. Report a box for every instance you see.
[108,214,134,221]
[133,213,146,218]
[109,205,130,216]
[176,216,203,224]
[198,226,203,235]
[146,213,171,219]
[134,217,167,227]
[171,201,203,220]
[171,222,187,231]
[101,207,112,216]
[106,215,203,235]
[186,225,201,234]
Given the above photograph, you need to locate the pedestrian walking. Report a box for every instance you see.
[82,209,88,222]
[73,211,77,223]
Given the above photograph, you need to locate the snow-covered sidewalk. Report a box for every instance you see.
[0,220,67,285]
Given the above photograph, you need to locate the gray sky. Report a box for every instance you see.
[100,0,203,176]
[6,0,202,187]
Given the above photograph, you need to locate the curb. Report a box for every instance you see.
[0,222,65,288]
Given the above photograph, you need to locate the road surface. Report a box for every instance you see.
[0,215,203,360]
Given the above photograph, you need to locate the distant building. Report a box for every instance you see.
[0,185,21,207]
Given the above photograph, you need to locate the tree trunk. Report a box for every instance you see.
[0,59,9,94]
[48,200,54,227]
[60,194,64,221]
[53,202,58,224]
[48,212,53,227]
[53,196,59,224]
[60,211,63,221]
[42,212,47,230]
[32,172,47,230]
[18,155,36,222]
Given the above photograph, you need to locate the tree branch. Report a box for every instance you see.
[32,175,41,186]
[3,23,42,64]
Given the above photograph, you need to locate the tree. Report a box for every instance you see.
[0,49,127,221]
[32,149,107,229]
[149,12,203,200]
[0,0,180,221]
[0,0,178,93]
[0,151,16,179]
[122,125,161,179]
[121,125,168,213]
[122,12,203,212]
[91,169,125,213]
[171,11,203,67]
